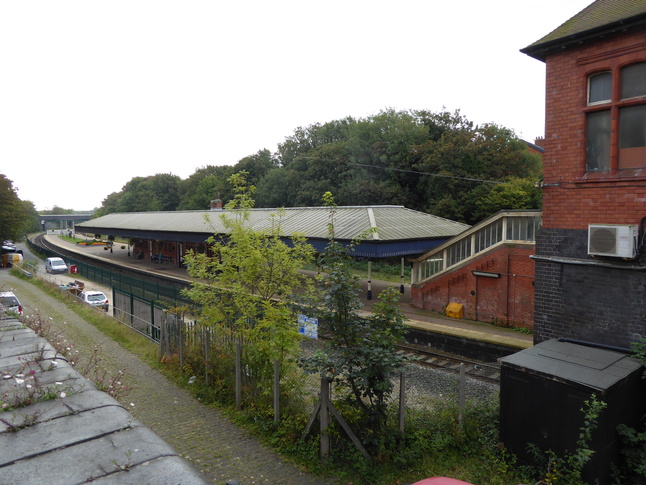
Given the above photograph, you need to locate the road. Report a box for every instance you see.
[1,241,337,485]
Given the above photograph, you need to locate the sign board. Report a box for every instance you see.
[298,314,318,339]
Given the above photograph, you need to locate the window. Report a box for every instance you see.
[475,219,502,252]
[585,62,646,172]
[588,72,612,104]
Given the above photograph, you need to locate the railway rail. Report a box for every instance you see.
[396,343,501,384]
[35,235,512,384]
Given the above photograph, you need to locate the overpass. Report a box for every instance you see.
[39,212,94,231]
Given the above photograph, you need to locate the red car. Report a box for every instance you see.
[411,478,474,485]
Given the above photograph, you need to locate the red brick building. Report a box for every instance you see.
[522,0,646,348]
[410,211,540,330]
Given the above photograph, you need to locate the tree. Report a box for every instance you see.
[470,176,542,221]
[178,165,233,210]
[0,175,25,241]
[20,200,40,235]
[182,172,316,399]
[414,118,542,224]
[300,192,408,454]
[231,149,276,187]
[96,173,182,215]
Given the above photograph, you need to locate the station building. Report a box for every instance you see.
[522,0,646,349]
[75,204,470,293]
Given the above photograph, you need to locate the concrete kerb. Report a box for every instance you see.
[0,316,210,485]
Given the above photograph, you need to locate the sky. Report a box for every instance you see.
[1,0,594,212]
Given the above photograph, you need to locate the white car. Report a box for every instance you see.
[0,291,23,316]
[45,257,68,274]
[80,291,109,311]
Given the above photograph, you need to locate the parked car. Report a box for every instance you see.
[2,252,23,268]
[0,291,23,316]
[45,257,68,274]
[80,291,109,311]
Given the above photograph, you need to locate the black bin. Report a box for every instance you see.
[499,339,646,485]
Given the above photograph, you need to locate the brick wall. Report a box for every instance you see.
[542,28,646,230]
[411,244,535,330]
[534,26,646,349]
[535,228,646,347]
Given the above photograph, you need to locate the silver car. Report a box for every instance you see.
[0,291,23,316]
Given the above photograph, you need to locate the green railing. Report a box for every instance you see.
[28,237,192,307]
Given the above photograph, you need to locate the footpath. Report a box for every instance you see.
[0,241,338,485]
[0,234,532,485]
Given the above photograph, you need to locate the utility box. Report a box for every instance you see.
[499,339,646,485]
[445,302,463,319]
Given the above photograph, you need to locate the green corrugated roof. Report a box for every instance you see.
[522,0,646,61]
[76,206,469,242]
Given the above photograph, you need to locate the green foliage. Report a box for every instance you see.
[96,173,182,215]
[300,192,408,454]
[178,164,233,210]
[529,395,607,485]
[610,337,646,484]
[182,172,315,400]
[20,200,40,234]
[0,174,25,241]
[94,109,540,225]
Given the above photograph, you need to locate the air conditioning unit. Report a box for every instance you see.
[588,224,638,258]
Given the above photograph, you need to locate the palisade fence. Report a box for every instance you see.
[29,238,190,307]
[110,289,498,460]
[32,238,498,459]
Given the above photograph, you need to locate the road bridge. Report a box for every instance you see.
[39,212,93,232]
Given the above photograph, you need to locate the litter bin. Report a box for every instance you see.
[70,265,78,274]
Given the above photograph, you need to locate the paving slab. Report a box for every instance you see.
[0,426,199,485]
[0,315,209,484]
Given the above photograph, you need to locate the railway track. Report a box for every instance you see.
[31,233,505,386]
[396,343,501,384]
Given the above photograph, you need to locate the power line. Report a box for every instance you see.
[349,163,503,185]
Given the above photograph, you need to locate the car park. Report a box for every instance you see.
[45,257,69,274]
[0,291,23,316]
[80,290,109,311]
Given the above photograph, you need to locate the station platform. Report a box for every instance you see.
[41,233,533,356]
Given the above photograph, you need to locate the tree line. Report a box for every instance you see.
[96,108,541,225]
[0,108,542,240]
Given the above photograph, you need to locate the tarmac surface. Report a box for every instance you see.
[0,234,532,484]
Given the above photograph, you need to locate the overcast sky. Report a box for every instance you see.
[1,0,593,212]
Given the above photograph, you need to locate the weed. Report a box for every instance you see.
[528,395,607,485]
[112,450,134,471]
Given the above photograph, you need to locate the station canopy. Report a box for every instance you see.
[75,206,469,259]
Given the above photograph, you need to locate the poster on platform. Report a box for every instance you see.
[298,314,318,339]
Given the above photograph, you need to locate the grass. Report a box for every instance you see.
[304,259,411,284]
[9,267,539,485]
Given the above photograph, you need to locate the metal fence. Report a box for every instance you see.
[29,238,190,306]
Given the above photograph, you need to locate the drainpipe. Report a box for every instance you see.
[557,337,632,354]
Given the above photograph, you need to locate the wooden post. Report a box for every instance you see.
[179,319,185,367]
[159,315,165,359]
[459,363,465,427]
[399,371,405,434]
[274,359,280,425]
[236,342,242,411]
[204,327,210,387]
[320,378,330,462]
